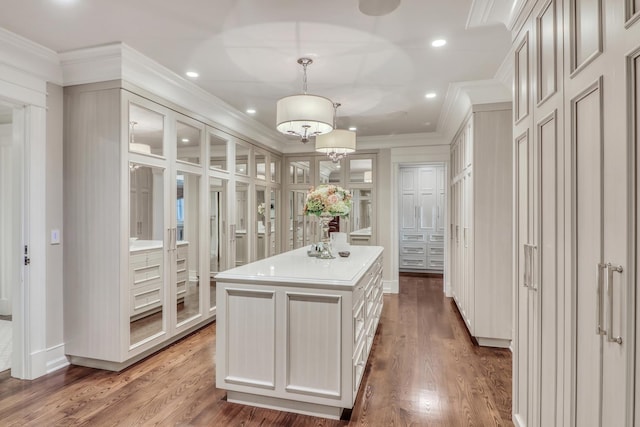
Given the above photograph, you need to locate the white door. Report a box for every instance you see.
[566,1,632,424]
[0,103,25,375]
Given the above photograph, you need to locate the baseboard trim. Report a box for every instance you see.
[383,279,398,294]
[69,317,215,371]
[476,337,511,349]
[46,343,69,373]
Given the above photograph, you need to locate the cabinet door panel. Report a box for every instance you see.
[572,81,603,427]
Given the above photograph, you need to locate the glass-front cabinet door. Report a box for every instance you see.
[129,163,166,347]
[209,177,227,312]
[269,189,279,255]
[175,116,203,165]
[209,130,228,171]
[235,181,249,265]
[289,189,313,249]
[129,103,165,157]
[256,186,267,260]
[175,170,201,326]
[318,159,342,184]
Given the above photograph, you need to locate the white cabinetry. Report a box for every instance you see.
[511,1,638,426]
[64,82,211,370]
[399,165,445,271]
[215,246,383,420]
[449,104,512,348]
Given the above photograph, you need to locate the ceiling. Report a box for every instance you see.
[0,0,513,140]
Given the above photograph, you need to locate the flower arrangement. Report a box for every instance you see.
[257,202,266,216]
[304,185,352,217]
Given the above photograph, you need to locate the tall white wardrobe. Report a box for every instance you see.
[511,1,640,426]
[398,165,445,271]
[449,103,513,348]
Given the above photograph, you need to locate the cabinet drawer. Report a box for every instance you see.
[429,234,444,243]
[400,257,427,269]
[400,244,426,255]
[401,233,426,243]
[428,246,444,256]
[353,337,367,396]
[130,282,162,317]
[350,236,370,246]
[353,299,365,353]
[176,279,187,299]
[131,263,163,287]
[130,248,163,265]
[428,259,444,270]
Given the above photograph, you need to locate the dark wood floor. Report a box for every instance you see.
[0,275,513,426]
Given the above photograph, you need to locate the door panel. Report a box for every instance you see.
[572,81,603,427]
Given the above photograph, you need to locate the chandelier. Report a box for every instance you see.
[276,58,334,143]
[315,103,356,163]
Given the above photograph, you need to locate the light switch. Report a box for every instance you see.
[51,229,60,245]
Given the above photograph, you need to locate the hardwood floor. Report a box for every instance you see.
[0,275,512,426]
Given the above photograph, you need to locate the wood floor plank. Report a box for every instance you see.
[0,275,513,426]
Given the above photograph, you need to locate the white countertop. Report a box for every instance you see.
[129,239,188,252]
[215,245,383,290]
[350,227,372,237]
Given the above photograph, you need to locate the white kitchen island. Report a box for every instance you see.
[215,245,384,420]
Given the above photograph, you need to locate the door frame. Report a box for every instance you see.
[0,84,47,379]
[391,152,450,294]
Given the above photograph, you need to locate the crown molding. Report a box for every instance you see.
[60,42,286,152]
[507,0,536,33]
[0,26,62,85]
[438,78,512,144]
[494,47,514,89]
[467,0,515,28]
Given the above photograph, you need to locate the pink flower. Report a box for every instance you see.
[327,194,339,205]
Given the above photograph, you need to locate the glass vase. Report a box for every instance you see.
[318,213,335,259]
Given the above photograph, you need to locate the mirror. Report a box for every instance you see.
[349,158,373,183]
[176,120,201,165]
[270,158,280,183]
[349,189,373,246]
[288,160,310,184]
[236,144,250,175]
[176,171,201,325]
[129,103,164,157]
[235,182,248,265]
[209,132,228,171]
[209,177,227,310]
[319,160,341,184]
[256,187,267,260]
[255,153,266,180]
[129,163,165,346]
[289,190,312,250]
[269,189,278,255]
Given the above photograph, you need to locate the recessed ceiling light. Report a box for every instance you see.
[185,71,199,78]
[348,126,357,131]
[246,109,256,114]
[425,92,437,99]
[432,39,447,47]
[181,138,190,143]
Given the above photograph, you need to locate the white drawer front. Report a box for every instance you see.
[400,257,427,269]
[401,244,426,255]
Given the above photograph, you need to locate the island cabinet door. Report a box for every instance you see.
[215,282,355,408]
[217,286,277,389]
[283,292,345,400]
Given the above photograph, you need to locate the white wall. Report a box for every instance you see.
[0,123,14,315]
[45,83,64,354]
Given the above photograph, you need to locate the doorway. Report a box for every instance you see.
[398,163,446,274]
[0,102,24,373]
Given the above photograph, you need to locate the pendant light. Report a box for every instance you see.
[276,58,334,143]
[315,103,356,163]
